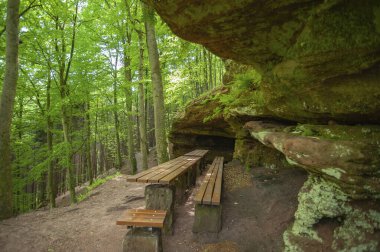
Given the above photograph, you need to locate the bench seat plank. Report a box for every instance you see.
[116,209,167,228]
[194,156,224,205]
[202,157,221,204]
[211,157,224,205]
[194,160,218,204]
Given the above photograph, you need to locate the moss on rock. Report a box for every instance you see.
[284,175,380,251]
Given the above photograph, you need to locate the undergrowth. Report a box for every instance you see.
[203,69,263,123]
[77,172,120,202]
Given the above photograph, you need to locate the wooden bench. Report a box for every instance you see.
[193,156,224,233]
[117,209,166,252]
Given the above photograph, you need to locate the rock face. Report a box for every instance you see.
[148,0,380,250]
[148,0,380,124]
[245,121,380,199]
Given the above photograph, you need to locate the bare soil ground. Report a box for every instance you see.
[0,160,307,252]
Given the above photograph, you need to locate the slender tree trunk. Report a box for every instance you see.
[46,73,56,208]
[85,102,93,184]
[142,2,168,164]
[137,31,148,170]
[112,65,123,170]
[203,47,208,91]
[123,53,137,174]
[208,51,213,89]
[61,105,77,203]
[99,143,105,174]
[0,0,20,220]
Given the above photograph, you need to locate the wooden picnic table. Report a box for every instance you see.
[125,149,209,234]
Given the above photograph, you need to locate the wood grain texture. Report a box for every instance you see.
[194,156,224,205]
[116,209,167,228]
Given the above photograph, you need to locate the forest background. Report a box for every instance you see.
[0,0,224,217]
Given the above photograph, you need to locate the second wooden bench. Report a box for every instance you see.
[192,156,224,233]
[117,209,166,252]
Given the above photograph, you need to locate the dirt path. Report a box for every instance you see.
[0,175,145,252]
[0,161,307,252]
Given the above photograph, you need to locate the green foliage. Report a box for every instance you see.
[2,0,225,214]
[77,172,121,202]
[233,69,262,89]
[203,69,263,123]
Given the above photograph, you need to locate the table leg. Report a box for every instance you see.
[145,184,175,235]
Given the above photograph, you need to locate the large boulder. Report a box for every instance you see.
[245,121,380,199]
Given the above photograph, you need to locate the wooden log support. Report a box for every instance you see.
[123,228,163,252]
[145,184,175,235]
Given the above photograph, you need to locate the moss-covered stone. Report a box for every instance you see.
[192,204,222,233]
[284,175,380,251]
[148,0,380,124]
[245,121,380,199]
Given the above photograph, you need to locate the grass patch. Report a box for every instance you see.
[77,172,121,202]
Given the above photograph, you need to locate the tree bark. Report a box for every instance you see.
[208,51,213,89]
[46,72,56,208]
[112,59,123,170]
[137,30,149,170]
[56,1,79,204]
[0,0,20,220]
[142,3,168,164]
[85,102,93,185]
[123,53,137,174]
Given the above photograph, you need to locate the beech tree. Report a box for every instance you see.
[0,0,20,220]
[142,2,168,164]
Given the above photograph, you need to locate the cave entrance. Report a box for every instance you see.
[170,133,235,162]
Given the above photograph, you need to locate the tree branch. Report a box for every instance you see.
[0,0,41,37]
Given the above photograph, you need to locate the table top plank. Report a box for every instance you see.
[194,160,218,204]
[159,157,201,184]
[127,157,182,182]
[147,159,189,183]
[127,150,207,185]
[184,149,209,157]
[137,159,187,183]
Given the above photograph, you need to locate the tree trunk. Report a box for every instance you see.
[85,102,93,185]
[203,47,208,91]
[46,72,56,208]
[142,2,168,164]
[0,0,20,220]
[137,30,148,170]
[113,68,123,170]
[123,53,137,174]
[208,51,213,89]
[61,107,77,203]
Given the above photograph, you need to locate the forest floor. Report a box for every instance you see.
[0,159,307,252]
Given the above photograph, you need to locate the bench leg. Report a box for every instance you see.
[123,227,163,252]
[145,184,175,235]
[187,163,197,188]
[192,204,222,233]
